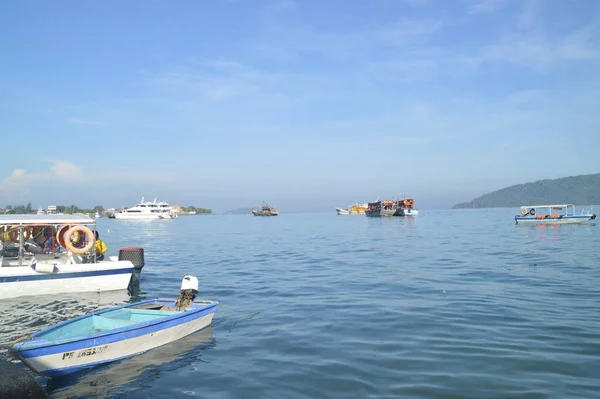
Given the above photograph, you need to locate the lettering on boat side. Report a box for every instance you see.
[62,345,109,360]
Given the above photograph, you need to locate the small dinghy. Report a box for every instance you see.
[10,276,217,378]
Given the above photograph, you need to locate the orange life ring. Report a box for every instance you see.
[56,225,81,247]
[63,225,94,254]
[6,225,31,243]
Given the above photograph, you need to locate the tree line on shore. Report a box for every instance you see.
[1,203,212,215]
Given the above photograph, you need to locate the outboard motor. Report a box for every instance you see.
[175,275,198,310]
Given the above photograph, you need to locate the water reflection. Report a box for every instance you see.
[0,290,131,356]
[45,327,215,399]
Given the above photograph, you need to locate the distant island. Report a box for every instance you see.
[453,173,600,209]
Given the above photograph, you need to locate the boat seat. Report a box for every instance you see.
[92,315,136,331]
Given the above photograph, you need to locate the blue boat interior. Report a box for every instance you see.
[39,308,182,340]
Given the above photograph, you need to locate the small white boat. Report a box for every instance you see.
[10,276,217,378]
[0,214,143,299]
[335,203,368,215]
[515,204,596,225]
[114,198,178,220]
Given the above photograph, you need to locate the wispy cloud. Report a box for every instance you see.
[467,0,507,14]
[478,25,600,69]
[405,0,430,6]
[66,117,107,126]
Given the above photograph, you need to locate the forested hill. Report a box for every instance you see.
[453,173,600,209]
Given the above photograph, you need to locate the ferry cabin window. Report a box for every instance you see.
[127,210,142,213]
[140,205,146,207]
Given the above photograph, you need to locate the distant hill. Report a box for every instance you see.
[224,207,254,215]
[453,173,600,209]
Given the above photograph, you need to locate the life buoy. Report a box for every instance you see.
[63,225,94,254]
[521,209,529,217]
[6,226,31,243]
[56,225,81,248]
[529,208,535,216]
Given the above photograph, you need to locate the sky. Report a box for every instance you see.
[1,0,599,213]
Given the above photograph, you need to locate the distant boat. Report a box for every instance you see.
[515,204,596,225]
[252,202,279,216]
[394,198,419,216]
[114,198,178,220]
[9,276,217,378]
[335,203,368,215]
[365,200,397,217]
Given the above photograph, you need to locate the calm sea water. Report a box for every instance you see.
[1,208,599,399]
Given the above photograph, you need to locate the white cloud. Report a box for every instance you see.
[0,161,86,202]
[50,161,85,182]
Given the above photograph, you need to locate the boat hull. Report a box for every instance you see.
[395,209,419,216]
[11,299,217,378]
[114,213,176,220]
[0,261,134,300]
[515,215,596,225]
[335,208,365,215]
[252,211,278,216]
[365,209,396,217]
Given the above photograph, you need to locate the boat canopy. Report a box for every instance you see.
[520,204,574,210]
[0,214,95,226]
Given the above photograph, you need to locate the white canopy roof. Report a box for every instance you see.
[0,214,95,225]
[520,204,574,209]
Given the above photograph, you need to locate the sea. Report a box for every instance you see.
[1,208,599,399]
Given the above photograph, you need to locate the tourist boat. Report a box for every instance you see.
[10,276,217,378]
[0,214,143,299]
[365,200,397,217]
[335,203,368,215]
[515,204,596,225]
[114,198,178,220]
[252,203,279,216]
[394,198,419,216]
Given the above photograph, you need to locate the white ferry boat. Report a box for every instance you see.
[114,198,178,220]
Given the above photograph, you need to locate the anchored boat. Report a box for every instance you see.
[515,204,596,225]
[10,276,217,378]
[394,198,419,216]
[365,200,398,217]
[252,202,279,216]
[114,198,178,220]
[0,214,143,299]
[335,203,368,215]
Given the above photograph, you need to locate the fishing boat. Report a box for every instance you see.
[0,214,143,299]
[335,203,368,215]
[10,276,217,378]
[394,198,419,216]
[114,198,178,220]
[365,200,397,217]
[515,204,596,225]
[252,202,279,216]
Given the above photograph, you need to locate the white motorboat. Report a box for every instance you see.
[114,198,178,220]
[515,204,596,225]
[0,214,144,299]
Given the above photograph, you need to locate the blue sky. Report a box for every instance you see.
[1,0,599,212]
